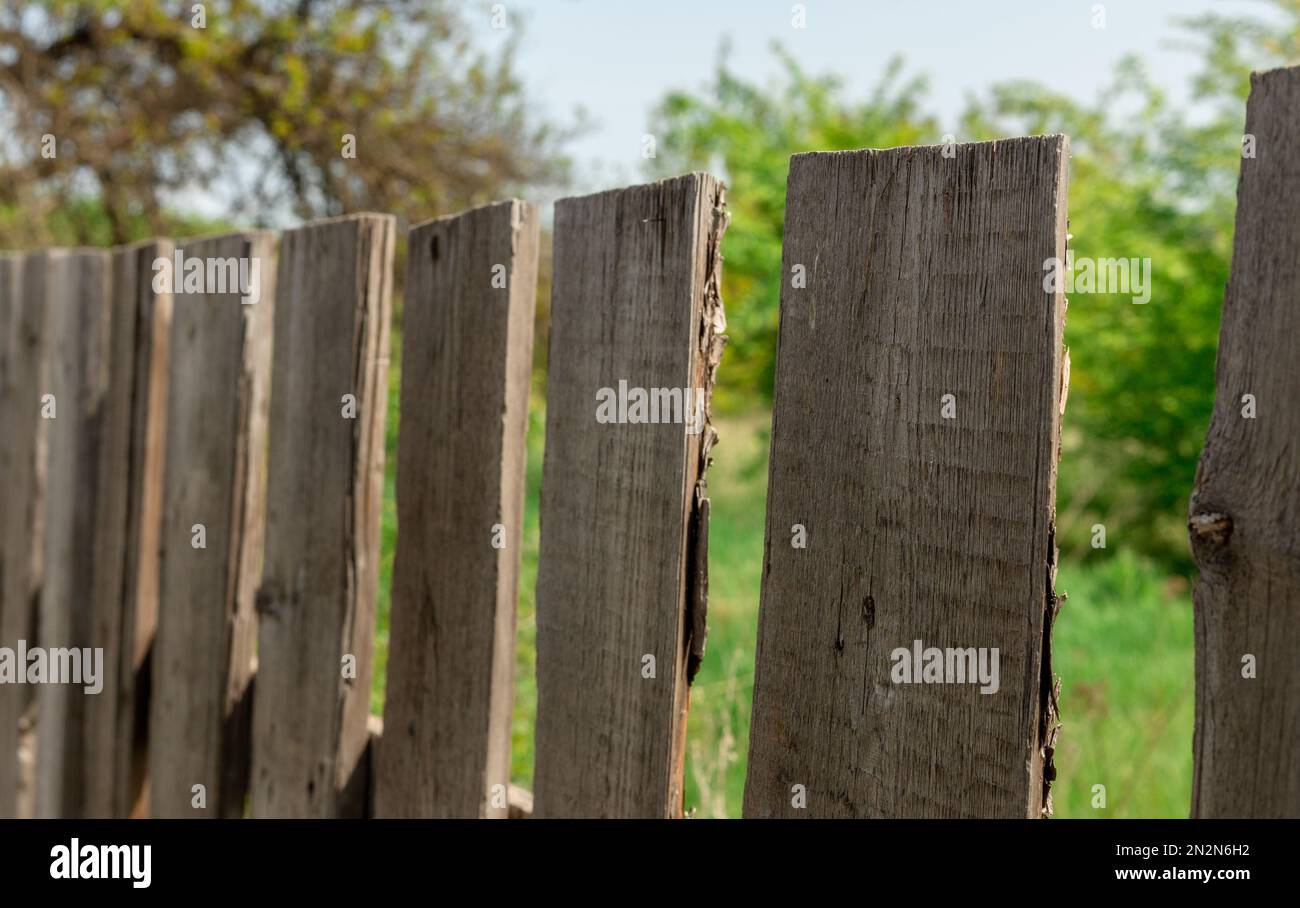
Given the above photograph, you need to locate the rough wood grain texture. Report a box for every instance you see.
[744,137,1069,819]
[150,232,276,818]
[1189,67,1300,818]
[34,249,113,818]
[251,214,394,818]
[375,200,538,819]
[0,252,47,818]
[533,174,726,818]
[73,241,174,819]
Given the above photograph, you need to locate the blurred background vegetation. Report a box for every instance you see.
[4,0,1297,818]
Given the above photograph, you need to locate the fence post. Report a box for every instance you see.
[374,200,538,818]
[149,232,276,818]
[0,253,47,818]
[73,241,175,819]
[32,249,113,818]
[532,173,727,818]
[743,137,1069,818]
[1189,67,1300,818]
[249,214,394,818]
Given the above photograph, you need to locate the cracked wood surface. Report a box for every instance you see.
[533,173,726,818]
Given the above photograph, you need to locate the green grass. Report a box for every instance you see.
[679,412,769,817]
[1051,553,1195,817]
[371,398,1195,818]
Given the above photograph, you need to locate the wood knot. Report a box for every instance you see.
[1189,512,1233,547]
[254,586,273,615]
[254,580,283,618]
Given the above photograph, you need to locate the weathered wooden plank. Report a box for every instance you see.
[0,252,48,819]
[114,241,174,819]
[1189,67,1300,818]
[149,232,276,818]
[250,214,394,818]
[34,249,114,818]
[744,137,1069,819]
[72,241,175,819]
[533,174,726,818]
[0,253,20,818]
[375,200,539,819]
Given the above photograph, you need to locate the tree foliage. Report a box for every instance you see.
[0,0,572,245]
[652,3,1300,567]
[650,46,937,408]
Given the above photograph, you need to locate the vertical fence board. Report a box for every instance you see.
[150,232,276,818]
[744,137,1069,818]
[0,253,47,818]
[250,214,394,818]
[374,200,539,819]
[1189,67,1300,818]
[114,242,174,818]
[78,241,174,818]
[533,173,727,818]
[34,250,113,818]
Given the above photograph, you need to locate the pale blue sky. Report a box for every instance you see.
[178,0,1267,222]
[474,0,1256,196]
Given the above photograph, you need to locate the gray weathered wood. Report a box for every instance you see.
[375,200,539,819]
[75,241,174,818]
[114,241,174,818]
[360,717,532,819]
[149,232,276,818]
[250,214,394,818]
[744,137,1069,818]
[1189,67,1300,818]
[0,252,48,818]
[533,174,726,818]
[34,249,113,818]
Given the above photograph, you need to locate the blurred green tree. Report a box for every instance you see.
[649,46,938,410]
[0,0,573,246]
[958,57,1236,566]
[651,3,1300,567]
[956,0,1300,566]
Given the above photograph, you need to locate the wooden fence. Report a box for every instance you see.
[0,92,1297,819]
